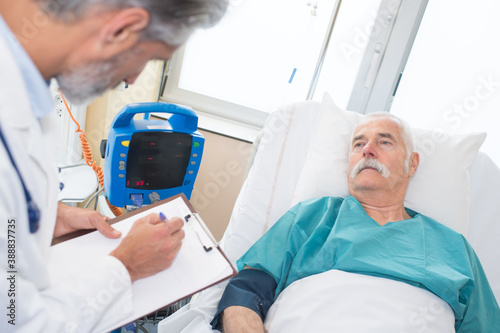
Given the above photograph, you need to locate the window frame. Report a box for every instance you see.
[348,0,428,114]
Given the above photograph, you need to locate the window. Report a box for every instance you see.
[390,0,500,166]
[161,0,427,141]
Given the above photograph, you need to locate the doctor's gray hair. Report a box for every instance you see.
[32,0,229,45]
[354,112,416,172]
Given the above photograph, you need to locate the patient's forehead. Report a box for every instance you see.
[352,117,403,140]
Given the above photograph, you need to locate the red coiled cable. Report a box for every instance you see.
[59,90,123,216]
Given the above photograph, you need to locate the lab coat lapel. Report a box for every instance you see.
[0,30,58,253]
[0,32,51,179]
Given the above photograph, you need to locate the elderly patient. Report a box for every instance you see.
[211,113,500,332]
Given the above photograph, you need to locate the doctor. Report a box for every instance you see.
[0,0,228,332]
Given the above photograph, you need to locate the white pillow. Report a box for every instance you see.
[292,93,486,235]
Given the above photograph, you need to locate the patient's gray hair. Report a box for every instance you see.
[354,112,416,173]
[32,0,229,45]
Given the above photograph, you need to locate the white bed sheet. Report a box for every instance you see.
[264,270,455,333]
[158,100,500,333]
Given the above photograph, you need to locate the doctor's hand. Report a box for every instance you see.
[54,202,121,239]
[110,214,185,282]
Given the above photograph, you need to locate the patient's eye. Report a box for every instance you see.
[352,141,365,151]
[379,139,394,149]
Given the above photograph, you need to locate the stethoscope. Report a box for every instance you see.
[0,126,40,233]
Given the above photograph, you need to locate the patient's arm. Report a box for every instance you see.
[211,268,277,332]
[222,306,264,333]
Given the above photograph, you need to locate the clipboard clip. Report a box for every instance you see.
[185,214,215,252]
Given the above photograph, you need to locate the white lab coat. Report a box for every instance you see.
[0,33,134,332]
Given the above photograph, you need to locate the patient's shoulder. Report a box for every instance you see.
[297,196,345,204]
[417,212,472,252]
[293,196,345,211]
[419,212,462,235]
[286,196,345,231]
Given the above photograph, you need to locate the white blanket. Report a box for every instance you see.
[264,270,455,333]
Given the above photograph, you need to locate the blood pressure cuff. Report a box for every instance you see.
[210,268,277,331]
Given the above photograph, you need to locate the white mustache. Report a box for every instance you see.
[350,158,390,179]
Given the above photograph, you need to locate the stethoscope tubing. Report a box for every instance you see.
[0,126,40,233]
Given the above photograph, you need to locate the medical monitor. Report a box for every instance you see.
[104,102,204,208]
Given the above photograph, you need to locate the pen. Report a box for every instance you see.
[159,212,167,221]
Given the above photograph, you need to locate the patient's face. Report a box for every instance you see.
[348,118,411,196]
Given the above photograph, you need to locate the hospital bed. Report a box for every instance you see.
[158,94,500,332]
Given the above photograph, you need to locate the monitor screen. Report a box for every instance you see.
[126,132,192,190]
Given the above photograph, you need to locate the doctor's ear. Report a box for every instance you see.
[96,7,150,58]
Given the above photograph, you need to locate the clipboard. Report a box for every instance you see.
[49,193,237,332]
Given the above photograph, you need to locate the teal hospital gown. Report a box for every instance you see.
[237,196,500,332]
